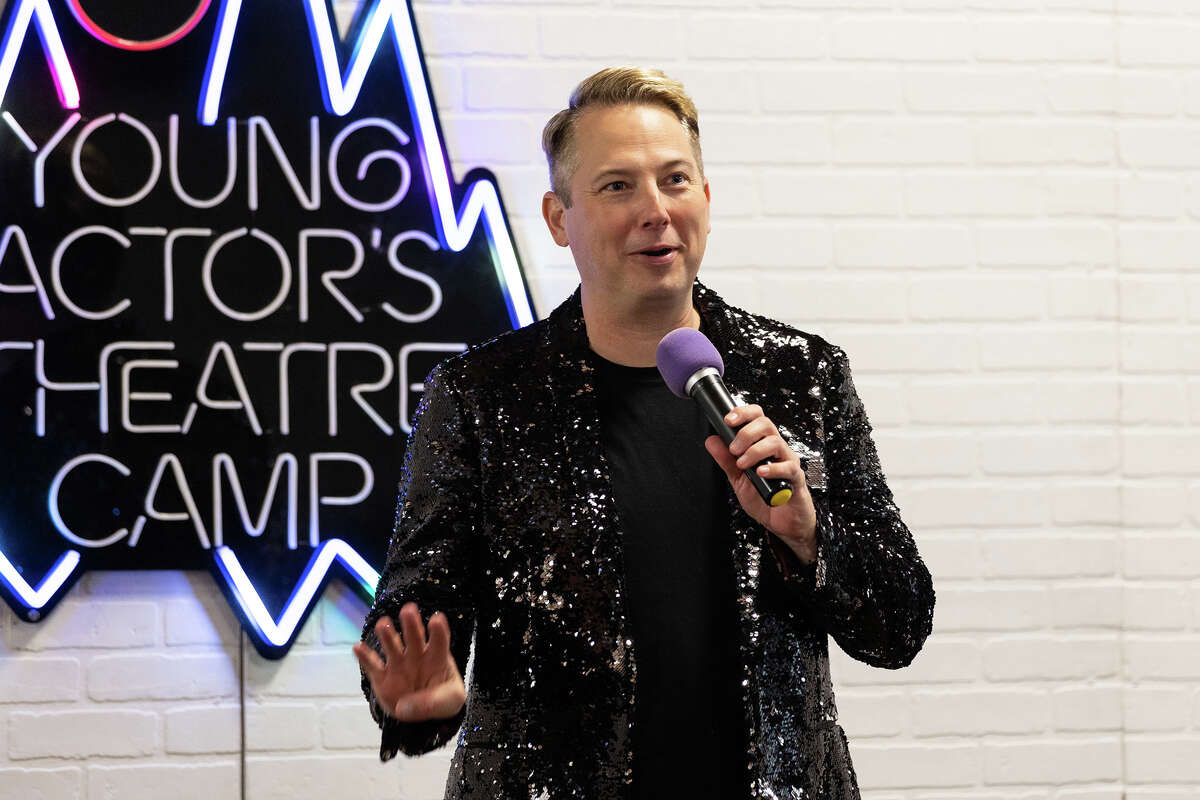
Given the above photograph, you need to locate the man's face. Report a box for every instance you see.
[543,104,711,312]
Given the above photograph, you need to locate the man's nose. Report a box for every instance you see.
[638,185,670,228]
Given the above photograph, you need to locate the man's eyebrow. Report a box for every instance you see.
[589,160,697,183]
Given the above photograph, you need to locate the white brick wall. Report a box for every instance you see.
[2,0,1199,797]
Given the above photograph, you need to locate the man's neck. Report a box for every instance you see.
[581,289,700,367]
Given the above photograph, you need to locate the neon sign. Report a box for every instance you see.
[0,0,534,657]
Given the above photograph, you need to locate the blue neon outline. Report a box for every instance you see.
[213,538,380,655]
[0,546,81,617]
[0,0,81,110]
[197,0,534,328]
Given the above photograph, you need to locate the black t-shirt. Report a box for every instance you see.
[592,353,749,800]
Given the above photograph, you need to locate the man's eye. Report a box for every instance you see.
[603,181,627,192]
[666,173,688,185]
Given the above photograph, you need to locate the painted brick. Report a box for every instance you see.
[1121,483,1189,527]
[911,688,1050,736]
[1122,433,1200,477]
[934,584,1050,633]
[904,69,1043,113]
[915,533,980,580]
[462,64,583,111]
[856,379,908,426]
[88,653,237,701]
[831,638,980,685]
[1124,686,1193,732]
[1121,277,1187,322]
[0,767,82,798]
[1045,174,1117,217]
[835,121,972,165]
[831,331,976,373]
[982,635,1120,681]
[6,601,157,650]
[1053,686,1123,731]
[686,14,826,61]
[758,172,903,217]
[164,595,240,646]
[245,754,400,799]
[702,223,831,270]
[1049,275,1118,321]
[980,328,1117,371]
[1120,380,1189,426]
[1121,330,1200,374]
[88,763,239,800]
[1051,484,1122,526]
[412,7,536,57]
[705,168,759,219]
[837,226,973,269]
[1120,21,1200,66]
[974,19,1112,62]
[1119,176,1182,219]
[0,657,80,703]
[977,223,1114,267]
[1119,125,1200,169]
[705,119,831,165]
[904,486,1048,529]
[906,172,1043,217]
[1047,69,1115,114]
[757,277,906,323]
[1051,583,1123,629]
[831,18,972,61]
[246,650,363,698]
[1118,71,1183,117]
[759,68,899,112]
[982,533,1118,579]
[164,706,240,754]
[1126,637,1200,680]
[983,738,1122,783]
[1123,534,1200,578]
[979,431,1119,476]
[8,710,157,759]
[976,123,1114,165]
[1042,379,1121,423]
[539,13,685,59]
[852,742,980,789]
[246,702,320,751]
[322,702,381,749]
[1119,226,1200,270]
[1124,736,1200,782]
[872,433,974,478]
[908,380,1038,424]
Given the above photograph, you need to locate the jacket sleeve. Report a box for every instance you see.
[768,344,935,669]
[360,362,479,760]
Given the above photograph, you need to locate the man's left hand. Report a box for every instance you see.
[704,404,817,564]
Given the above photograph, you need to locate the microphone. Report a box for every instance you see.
[656,328,793,508]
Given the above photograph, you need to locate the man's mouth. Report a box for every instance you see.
[639,247,674,257]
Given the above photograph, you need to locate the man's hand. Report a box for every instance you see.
[704,404,818,563]
[352,602,466,723]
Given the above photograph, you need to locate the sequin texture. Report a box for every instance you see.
[361,282,935,799]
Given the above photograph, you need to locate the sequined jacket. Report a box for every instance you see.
[362,282,935,799]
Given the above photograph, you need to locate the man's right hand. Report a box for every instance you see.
[353,601,467,722]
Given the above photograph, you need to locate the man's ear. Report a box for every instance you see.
[704,177,712,234]
[542,191,570,247]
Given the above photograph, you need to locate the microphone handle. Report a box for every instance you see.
[689,373,793,508]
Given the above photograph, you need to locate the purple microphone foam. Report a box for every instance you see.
[656,327,724,398]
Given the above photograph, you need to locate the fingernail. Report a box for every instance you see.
[758,465,769,475]
[725,411,738,423]
[398,701,414,718]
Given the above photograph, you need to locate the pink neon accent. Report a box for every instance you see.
[65,0,211,51]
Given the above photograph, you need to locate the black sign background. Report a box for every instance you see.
[0,0,533,653]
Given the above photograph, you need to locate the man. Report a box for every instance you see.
[355,67,935,799]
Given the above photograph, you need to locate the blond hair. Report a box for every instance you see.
[541,67,702,207]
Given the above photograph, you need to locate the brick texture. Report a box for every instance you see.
[1,1,1198,799]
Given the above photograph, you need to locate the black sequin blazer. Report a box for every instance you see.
[362,281,935,799]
